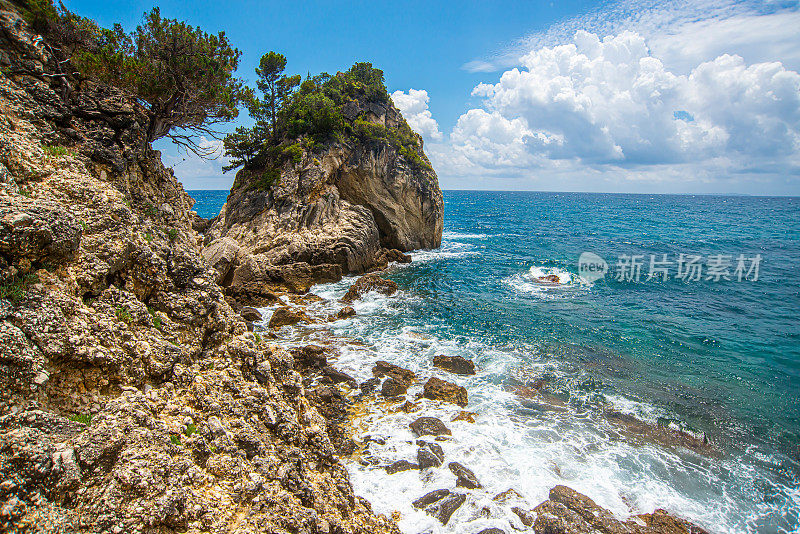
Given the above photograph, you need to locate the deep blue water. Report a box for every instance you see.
[189,189,800,533]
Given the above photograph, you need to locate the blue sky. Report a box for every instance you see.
[64,0,800,194]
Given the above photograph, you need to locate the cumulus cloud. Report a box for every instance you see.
[443,30,800,181]
[391,89,443,140]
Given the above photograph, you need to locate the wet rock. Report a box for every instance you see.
[224,282,285,307]
[533,485,709,534]
[449,461,481,489]
[409,417,451,437]
[381,377,408,397]
[373,360,415,386]
[322,366,357,388]
[336,306,356,319]
[290,345,327,370]
[538,274,560,284]
[416,441,444,468]
[239,306,262,322]
[452,411,476,423]
[381,248,412,264]
[385,460,418,474]
[604,409,714,454]
[360,377,380,395]
[396,400,420,413]
[433,354,476,375]
[512,507,534,527]
[423,377,468,407]
[476,529,505,534]
[412,489,466,525]
[493,488,527,503]
[268,306,309,329]
[341,274,398,303]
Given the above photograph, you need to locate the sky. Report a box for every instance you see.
[63,0,800,195]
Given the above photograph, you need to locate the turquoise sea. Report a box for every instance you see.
[189,189,800,533]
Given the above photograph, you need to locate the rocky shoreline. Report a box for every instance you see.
[0,3,710,532]
[229,272,712,534]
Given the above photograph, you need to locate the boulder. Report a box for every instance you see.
[385,460,418,474]
[476,530,505,534]
[449,462,481,489]
[412,489,466,525]
[239,306,262,322]
[336,306,356,319]
[380,248,412,264]
[373,361,415,386]
[423,377,468,407]
[268,307,309,329]
[322,366,357,388]
[452,411,476,423]
[290,345,327,370]
[360,377,380,395]
[341,274,398,303]
[409,417,451,437]
[512,506,534,527]
[416,441,444,468]
[381,377,408,397]
[433,354,476,375]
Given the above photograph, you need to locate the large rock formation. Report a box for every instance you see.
[204,91,443,293]
[0,5,399,533]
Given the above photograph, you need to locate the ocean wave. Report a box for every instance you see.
[411,241,481,264]
[442,231,489,239]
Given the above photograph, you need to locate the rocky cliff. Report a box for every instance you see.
[204,91,444,293]
[0,5,399,533]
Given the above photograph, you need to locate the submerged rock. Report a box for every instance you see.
[409,416,451,437]
[452,410,477,423]
[423,376,468,407]
[341,273,398,303]
[449,461,481,489]
[433,354,476,375]
[336,306,356,318]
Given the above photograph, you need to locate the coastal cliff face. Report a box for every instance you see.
[204,96,444,291]
[0,6,399,533]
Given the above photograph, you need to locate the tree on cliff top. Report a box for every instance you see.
[17,1,245,157]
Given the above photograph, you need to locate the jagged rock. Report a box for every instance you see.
[423,377,468,407]
[512,506,534,527]
[386,460,418,474]
[290,345,327,370]
[412,489,466,525]
[493,488,527,503]
[381,377,408,397]
[322,366,357,388]
[379,248,412,264]
[240,306,262,322]
[224,283,285,308]
[0,198,82,269]
[268,306,309,328]
[449,461,481,489]
[452,411,477,423]
[409,416,451,437]
[341,273,398,303]
[416,441,444,468]
[372,360,415,385]
[397,400,420,413]
[337,306,356,318]
[532,486,709,534]
[433,354,476,375]
[360,377,380,395]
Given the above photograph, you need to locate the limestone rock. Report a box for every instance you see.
[342,273,398,303]
[412,489,466,525]
[381,377,408,397]
[417,441,444,468]
[372,360,415,386]
[449,461,481,489]
[409,417,451,437]
[433,354,476,375]
[423,377,468,407]
[386,459,418,474]
[268,306,309,329]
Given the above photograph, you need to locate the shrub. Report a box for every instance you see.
[183,423,197,437]
[42,144,68,157]
[282,142,303,164]
[170,435,181,445]
[167,228,178,242]
[147,306,162,329]
[69,413,92,425]
[115,306,132,323]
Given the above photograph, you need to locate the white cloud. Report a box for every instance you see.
[157,136,234,190]
[391,89,443,141]
[439,30,800,187]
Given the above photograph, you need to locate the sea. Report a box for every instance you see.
[188,189,800,534]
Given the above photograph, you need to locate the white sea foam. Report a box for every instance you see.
[442,231,489,239]
[411,241,481,264]
[504,265,592,299]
